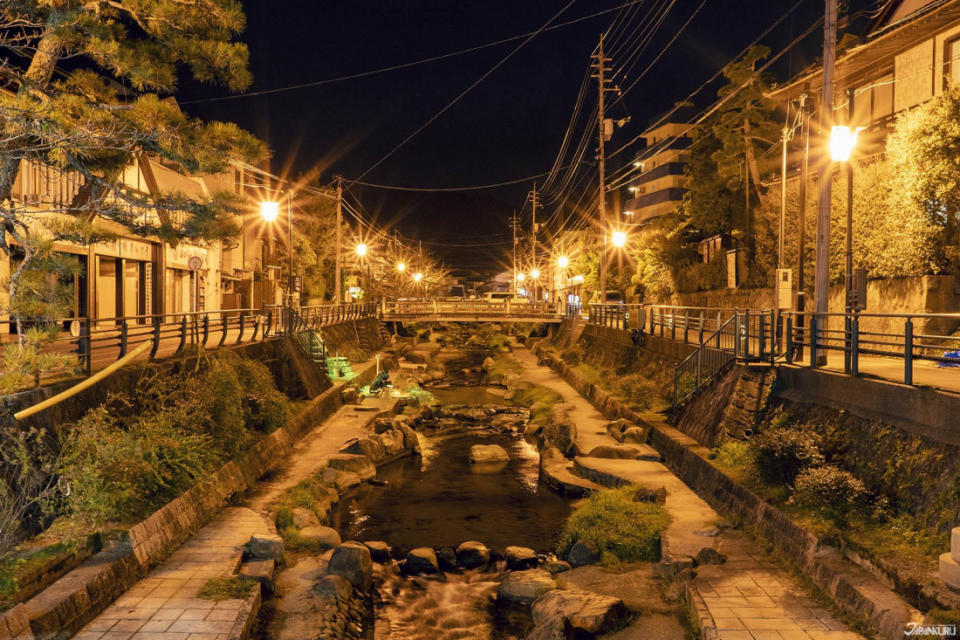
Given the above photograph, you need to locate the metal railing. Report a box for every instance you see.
[6,302,379,382]
[783,310,960,385]
[381,299,560,318]
[587,303,644,330]
[674,315,737,405]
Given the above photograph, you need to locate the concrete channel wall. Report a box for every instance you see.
[1,319,384,639]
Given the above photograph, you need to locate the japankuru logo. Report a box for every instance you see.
[904,623,958,637]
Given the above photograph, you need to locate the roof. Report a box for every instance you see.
[769,0,960,99]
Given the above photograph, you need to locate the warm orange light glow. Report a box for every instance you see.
[516,273,526,283]
[530,268,541,279]
[557,256,569,268]
[611,230,627,248]
[830,126,859,162]
[413,272,423,282]
[260,201,279,222]
[397,261,406,272]
[355,243,368,257]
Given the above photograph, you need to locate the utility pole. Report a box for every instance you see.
[511,212,519,293]
[592,35,614,304]
[779,115,791,271]
[530,183,538,272]
[796,91,809,360]
[334,175,343,306]
[814,0,837,364]
[844,85,855,308]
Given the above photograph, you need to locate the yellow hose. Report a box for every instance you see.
[14,340,153,421]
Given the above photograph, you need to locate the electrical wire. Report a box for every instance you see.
[179,1,641,105]
[347,0,580,186]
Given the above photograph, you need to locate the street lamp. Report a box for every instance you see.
[413,272,423,282]
[516,272,525,283]
[260,201,279,222]
[396,261,406,272]
[530,268,541,279]
[829,125,858,162]
[611,230,627,248]
[355,243,368,257]
[557,256,569,269]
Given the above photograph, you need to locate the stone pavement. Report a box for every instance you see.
[74,507,271,640]
[511,345,865,640]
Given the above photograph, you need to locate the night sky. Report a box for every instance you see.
[177,0,838,272]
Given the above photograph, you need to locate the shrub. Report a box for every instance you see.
[558,485,670,564]
[793,466,868,526]
[615,373,664,411]
[198,576,259,600]
[710,440,753,469]
[753,428,824,485]
[560,349,581,366]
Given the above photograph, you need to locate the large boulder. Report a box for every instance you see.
[540,417,578,458]
[622,426,649,444]
[327,541,373,591]
[374,430,407,456]
[531,589,629,636]
[327,454,377,480]
[455,541,491,569]
[291,507,320,529]
[543,560,571,575]
[405,547,439,575]
[341,437,386,462]
[567,540,600,567]
[298,525,341,549]
[321,467,362,493]
[469,444,509,463]
[505,546,539,570]
[314,574,353,602]
[497,569,556,604]
[247,534,284,560]
[395,424,422,454]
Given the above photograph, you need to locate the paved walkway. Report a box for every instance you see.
[74,507,272,640]
[511,345,865,640]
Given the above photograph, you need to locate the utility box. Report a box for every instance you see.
[846,269,867,310]
[776,269,793,310]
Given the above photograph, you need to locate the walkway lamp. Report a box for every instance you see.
[413,272,423,282]
[530,268,541,279]
[355,242,368,257]
[611,230,627,248]
[260,201,279,222]
[396,261,406,272]
[557,256,569,269]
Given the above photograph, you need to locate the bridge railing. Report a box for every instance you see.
[381,299,560,317]
[586,303,644,330]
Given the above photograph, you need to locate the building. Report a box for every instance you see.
[621,103,696,225]
[1,152,285,336]
[770,0,960,147]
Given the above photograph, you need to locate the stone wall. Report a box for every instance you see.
[663,275,958,336]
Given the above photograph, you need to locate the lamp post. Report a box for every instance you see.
[260,196,295,310]
[830,89,859,371]
[355,243,370,301]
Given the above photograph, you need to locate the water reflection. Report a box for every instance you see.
[333,430,572,554]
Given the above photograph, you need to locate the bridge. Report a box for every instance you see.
[380,300,564,323]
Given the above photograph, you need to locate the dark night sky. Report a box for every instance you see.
[177,0,835,271]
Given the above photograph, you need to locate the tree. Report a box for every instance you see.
[0,0,266,377]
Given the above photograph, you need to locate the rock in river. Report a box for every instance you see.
[455,541,490,569]
[567,539,600,567]
[505,545,539,570]
[531,589,629,636]
[404,547,439,575]
[469,444,509,463]
[327,541,373,591]
[298,525,341,549]
[497,569,556,604]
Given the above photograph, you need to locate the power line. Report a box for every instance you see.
[347,0,580,186]
[348,167,567,192]
[179,1,641,105]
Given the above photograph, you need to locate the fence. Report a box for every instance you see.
[381,299,560,318]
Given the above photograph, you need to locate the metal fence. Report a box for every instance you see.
[382,299,560,318]
[587,303,644,330]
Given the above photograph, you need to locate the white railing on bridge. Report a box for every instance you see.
[382,299,560,317]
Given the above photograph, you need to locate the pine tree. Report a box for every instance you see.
[0,0,267,384]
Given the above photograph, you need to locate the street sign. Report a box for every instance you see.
[776,268,793,310]
[187,256,202,271]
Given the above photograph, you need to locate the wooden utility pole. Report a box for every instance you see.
[814,0,837,363]
[530,182,538,273]
[797,91,809,312]
[335,175,343,305]
[511,212,519,292]
[592,36,612,304]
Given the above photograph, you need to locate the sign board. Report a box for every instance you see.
[846,269,867,310]
[776,268,793,310]
[187,256,202,271]
[289,275,303,293]
[726,249,739,289]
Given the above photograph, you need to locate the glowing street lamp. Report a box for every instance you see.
[260,201,279,222]
[516,272,526,283]
[396,261,406,272]
[413,271,423,282]
[611,230,627,248]
[355,243,368,257]
[557,256,569,269]
[829,126,859,162]
[530,268,541,279]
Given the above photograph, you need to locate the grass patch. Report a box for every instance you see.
[0,541,79,601]
[486,355,524,382]
[559,485,670,565]
[511,385,564,427]
[198,575,259,600]
[273,475,337,552]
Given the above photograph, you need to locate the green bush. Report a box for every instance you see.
[753,428,824,485]
[615,373,664,412]
[559,485,670,564]
[709,440,753,468]
[793,466,868,526]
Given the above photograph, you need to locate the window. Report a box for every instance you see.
[945,36,960,90]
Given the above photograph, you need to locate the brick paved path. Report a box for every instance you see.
[73,507,271,640]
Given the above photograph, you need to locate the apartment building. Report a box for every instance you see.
[622,104,696,225]
[771,0,960,146]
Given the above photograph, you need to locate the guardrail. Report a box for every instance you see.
[6,302,380,382]
[587,303,644,329]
